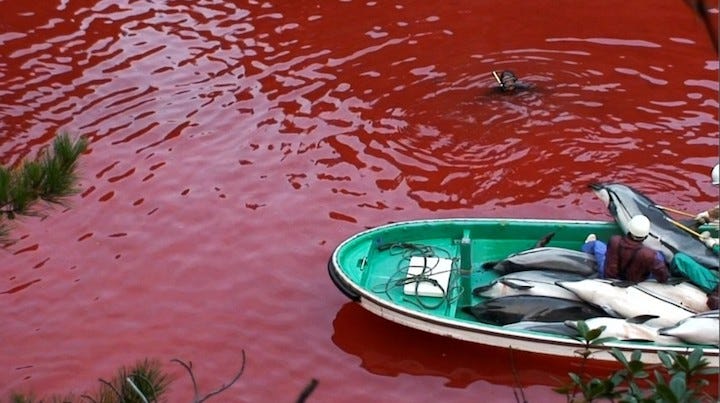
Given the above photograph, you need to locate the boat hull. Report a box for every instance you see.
[329,218,719,366]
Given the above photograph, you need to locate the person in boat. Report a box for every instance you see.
[688,231,720,309]
[671,165,719,308]
[670,231,719,309]
[584,215,670,283]
[491,70,532,93]
[694,164,719,225]
[668,234,719,309]
[580,233,607,277]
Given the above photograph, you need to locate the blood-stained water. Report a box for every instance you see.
[1,1,718,402]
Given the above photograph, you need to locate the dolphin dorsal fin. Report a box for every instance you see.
[472,284,493,295]
[481,261,499,269]
[626,315,659,324]
[666,277,685,286]
[500,279,533,290]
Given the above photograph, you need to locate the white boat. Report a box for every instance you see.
[328,218,719,366]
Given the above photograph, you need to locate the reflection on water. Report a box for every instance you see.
[0,0,717,401]
[331,302,719,398]
[331,302,608,389]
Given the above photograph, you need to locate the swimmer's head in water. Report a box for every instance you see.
[499,71,517,91]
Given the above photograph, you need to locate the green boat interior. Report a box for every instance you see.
[337,220,717,327]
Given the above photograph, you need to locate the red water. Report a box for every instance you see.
[1,1,718,401]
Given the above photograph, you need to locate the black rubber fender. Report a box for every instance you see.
[327,258,360,302]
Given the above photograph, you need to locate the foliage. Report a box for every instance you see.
[0,133,87,240]
[554,320,719,402]
[7,351,319,402]
[85,358,171,403]
[8,359,169,403]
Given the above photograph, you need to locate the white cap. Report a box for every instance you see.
[628,215,650,239]
[712,164,719,186]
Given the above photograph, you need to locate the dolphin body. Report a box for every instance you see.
[635,278,710,314]
[590,182,718,270]
[564,316,683,345]
[461,295,606,326]
[557,279,696,327]
[485,247,598,276]
[502,320,580,337]
[473,270,586,301]
[658,310,719,346]
[505,315,686,345]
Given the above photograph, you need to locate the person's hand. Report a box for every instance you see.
[707,294,719,310]
[695,211,711,224]
[699,231,718,248]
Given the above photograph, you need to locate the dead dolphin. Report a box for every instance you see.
[502,320,580,337]
[564,315,682,345]
[658,310,719,346]
[461,295,605,326]
[557,279,696,327]
[635,278,710,314]
[483,247,598,276]
[590,182,718,270]
[473,270,586,300]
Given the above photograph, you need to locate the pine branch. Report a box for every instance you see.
[0,133,87,241]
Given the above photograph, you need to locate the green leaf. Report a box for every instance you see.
[658,351,674,368]
[628,382,644,397]
[654,384,678,402]
[590,336,618,346]
[688,348,703,367]
[669,372,687,398]
[611,348,630,366]
[576,320,590,335]
[569,372,583,385]
[628,360,645,374]
[586,378,611,398]
[609,371,626,386]
[654,369,668,385]
[586,326,606,341]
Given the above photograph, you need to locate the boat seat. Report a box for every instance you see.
[403,256,453,298]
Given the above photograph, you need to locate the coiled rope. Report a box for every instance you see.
[372,242,464,310]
